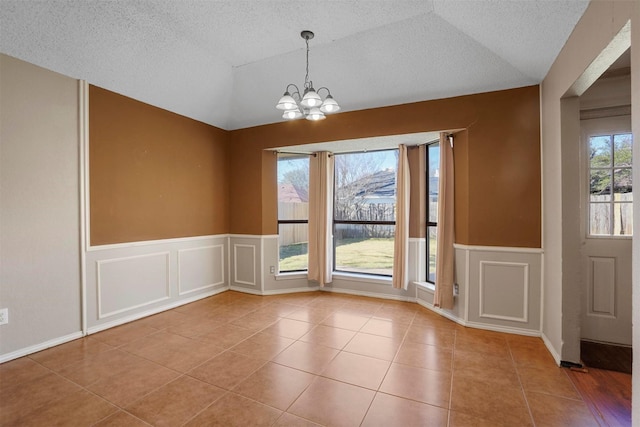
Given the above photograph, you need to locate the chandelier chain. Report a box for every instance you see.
[305,37,310,89]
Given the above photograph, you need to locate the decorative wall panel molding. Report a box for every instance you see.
[234,243,257,286]
[178,245,225,295]
[97,252,170,318]
[479,261,529,323]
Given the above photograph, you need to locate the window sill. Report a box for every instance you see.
[586,235,632,240]
[332,272,392,286]
[275,272,308,281]
[414,281,435,292]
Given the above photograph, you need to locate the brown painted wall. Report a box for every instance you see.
[229,85,541,248]
[89,86,229,245]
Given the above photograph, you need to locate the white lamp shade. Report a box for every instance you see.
[276,93,298,110]
[305,107,325,121]
[283,109,303,120]
[320,96,340,113]
[301,90,322,108]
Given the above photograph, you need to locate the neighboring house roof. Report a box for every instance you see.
[278,182,308,203]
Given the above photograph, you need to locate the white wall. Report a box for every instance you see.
[0,54,82,360]
[541,0,640,418]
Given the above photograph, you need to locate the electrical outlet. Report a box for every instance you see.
[0,308,8,325]
[270,266,276,274]
[453,283,459,296]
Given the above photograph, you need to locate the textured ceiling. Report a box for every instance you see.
[0,1,589,130]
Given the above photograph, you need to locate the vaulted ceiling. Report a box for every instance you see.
[0,1,589,130]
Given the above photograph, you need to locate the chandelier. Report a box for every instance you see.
[276,31,340,121]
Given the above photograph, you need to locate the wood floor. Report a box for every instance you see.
[567,367,632,427]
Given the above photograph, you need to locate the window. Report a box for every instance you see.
[277,154,310,272]
[333,150,397,276]
[588,133,633,236]
[426,142,440,282]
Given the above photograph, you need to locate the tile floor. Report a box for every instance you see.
[1,291,605,426]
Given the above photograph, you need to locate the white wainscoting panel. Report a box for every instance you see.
[479,261,529,323]
[86,235,228,330]
[234,244,257,286]
[97,252,170,318]
[453,244,542,333]
[588,256,616,317]
[178,245,225,295]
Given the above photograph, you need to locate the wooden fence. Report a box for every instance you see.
[590,193,633,235]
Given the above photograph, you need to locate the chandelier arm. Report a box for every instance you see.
[316,87,331,98]
[285,83,302,101]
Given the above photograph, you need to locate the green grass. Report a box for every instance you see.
[279,238,394,273]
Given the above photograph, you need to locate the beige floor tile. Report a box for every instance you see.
[321,312,370,331]
[404,324,455,349]
[184,392,282,427]
[449,410,514,427]
[233,362,316,410]
[379,363,451,408]
[165,317,226,338]
[284,306,335,324]
[274,412,323,426]
[86,357,180,407]
[92,410,151,426]
[273,341,339,374]
[0,357,51,391]
[11,389,117,427]
[230,332,295,360]
[299,324,356,349]
[91,322,159,347]
[29,337,114,372]
[134,309,191,330]
[450,374,533,426]
[361,392,448,427]
[394,340,452,372]
[0,371,81,425]
[121,331,224,372]
[509,338,559,368]
[188,350,265,389]
[262,318,315,339]
[343,332,402,361]
[527,391,599,426]
[453,349,520,388]
[517,365,581,399]
[230,311,281,331]
[126,376,225,426]
[454,329,511,358]
[56,349,154,387]
[321,351,390,390]
[196,324,256,348]
[360,318,410,338]
[288,377,375,427]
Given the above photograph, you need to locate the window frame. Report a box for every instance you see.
[586,131,633,238]
[425,141,439,283]
[277,153,311,273]
[331,149,398,278]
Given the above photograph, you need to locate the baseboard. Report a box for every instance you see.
[416,299,466,326]
[87,286,228,335]
[0,331,84,364]
[229,285,320,296]
[416,299,542,337]
[321,286,416,302]
[541,332,562,366]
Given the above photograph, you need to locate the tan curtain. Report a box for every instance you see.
[308,151,333,286]
[434,133,455,308]
[392,144,410,289]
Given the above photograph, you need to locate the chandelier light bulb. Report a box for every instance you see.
[283,109,303,120]
[320,95,340,113]
[305,107,326,121]
[276,92,297,110]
